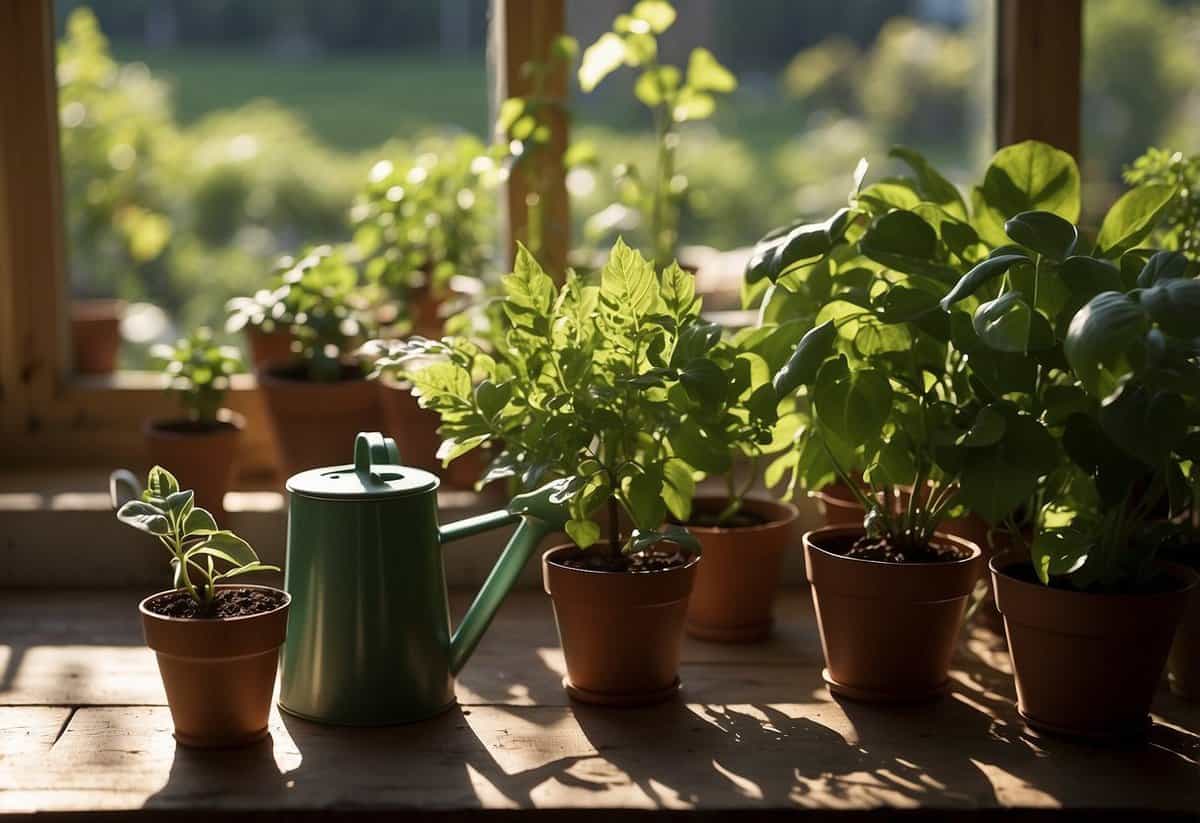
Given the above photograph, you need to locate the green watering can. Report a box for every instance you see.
[278,431,570,724]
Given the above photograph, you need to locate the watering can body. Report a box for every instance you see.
[278,432,567,725]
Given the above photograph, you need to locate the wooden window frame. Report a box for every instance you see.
[0,0,1080,472]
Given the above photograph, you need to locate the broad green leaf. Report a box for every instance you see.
[973,141,1080,247]
[625,469,667,530]
[1137,250,1189,287]
[116,500,170,535]
[678,358,725,406]
[858,180,922,212]
[164,490,194,520]
[890,146,967,220]
[941,253,1029,308]
[634,65,680,106]
[685,47,736,93]
[630,525,700,554]
[191,530,257,566]
[957,458,1036,525]
[858,210,958,281]
[812,358,893,446]
[437,435,489,465]
[578,32,626,92]
[147,466,179,499]
[672,88,715,122]
[565,519,601,549]
[1099,385,1187,467]
[1004,211,1078,261]
[1137,277,1200,337]
[1095,184,1177,258]
[631,0,676,33]
[1059,255,1123,297]
[662,459,695,520]
[600,238,657,318]
[958,405,1006,447]
[1064,292,1149,396]
[182,506,218,535]
[973,291,1032,353]
[474,380,513,420]
[670,420,732,475]
[660,261,700,320]
[1031,528,1090,584]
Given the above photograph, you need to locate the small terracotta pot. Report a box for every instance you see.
[70,299,125,375]
[993,552,1198,739]
[684,496,799,643]
[409,284,447,340]
[804,525,982,702]
[140,585,290,748]
[543,543,698,706]
[811,482,865,527]
[1168,577,1200,699]
[144,412,244,518]
[258,363,380,479]
[244,326,296,371]
[377,378,489,491]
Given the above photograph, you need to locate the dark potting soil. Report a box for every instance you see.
[554,548,694,573]
[675,509,770,529]
[148,419,238,435]
[145,587,287,619]
[266,362,365,383]
[821,533,969,564]
[1000,562,1184,595]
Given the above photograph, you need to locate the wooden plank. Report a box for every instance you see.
[493,0,570,275]
[996,0,1082,156]
[0,707,70,759]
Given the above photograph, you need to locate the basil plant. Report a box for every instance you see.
[117,467,277,613]
[368,239,715,559]
[149,327,243,423]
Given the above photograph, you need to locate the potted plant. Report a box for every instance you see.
[71,298,126,375]
[371,239,704,705]
[255,244,379,479]
[578,0,737,268]
[145,327,244,517]
[945,231,1200,738]
[225,273,297,371]
[114,466,286,748]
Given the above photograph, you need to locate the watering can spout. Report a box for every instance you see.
[440,477,573,675]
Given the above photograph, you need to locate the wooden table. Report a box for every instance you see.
[2,588,1198,819]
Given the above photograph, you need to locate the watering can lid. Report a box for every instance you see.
[286,432,439,501]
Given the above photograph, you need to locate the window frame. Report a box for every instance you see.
[0,0,1080,472]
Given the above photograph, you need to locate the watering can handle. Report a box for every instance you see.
[354,432,401,478]
[438,477,573,675]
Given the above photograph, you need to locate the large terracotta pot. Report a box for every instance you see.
[244,326,296,371]
[811,482,865,527]
[992,551,1197,740]
[70,299,125,375]
[143,412,244,518]
[1168,580,1200,699]
[684,496,799,643]
[140,585,290,748]
[377,378,489,491]
[804,525,982,702]
[258,364,380,479]
[543,544,698,706]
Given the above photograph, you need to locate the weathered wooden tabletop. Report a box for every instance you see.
[1,588,1198,820]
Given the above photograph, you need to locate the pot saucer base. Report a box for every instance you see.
[686,618,772,644]
[823,668,949,704]
[1017,708,1151,743]
[563,676,681,707]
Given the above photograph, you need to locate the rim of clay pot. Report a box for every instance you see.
[805,524,982,569]
[139,584,292,625]
[144,410,246,438]
[989,550,1199,607]
[680,494,798,536]
[543,542,701,576]
[70,298,126,319]
[543,543,699,608]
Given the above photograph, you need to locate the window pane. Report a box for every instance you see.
[1081,0,1200,222]
[567,0,995,302]
[55,1,490,369]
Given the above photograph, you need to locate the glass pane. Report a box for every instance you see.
[54,1,491,371]
[566,0,995,305]
[1081,0,1200,225]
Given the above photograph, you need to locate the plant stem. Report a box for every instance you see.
[608,493,621,560]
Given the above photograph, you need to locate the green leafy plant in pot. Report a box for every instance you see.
[944,208,1200,736]
[254,244,380,479]
[370,239,704,705]
[225,267,298,371]
[144,327,244,517]
[114,466,287,748]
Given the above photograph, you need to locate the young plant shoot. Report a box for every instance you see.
[149,327,242,423]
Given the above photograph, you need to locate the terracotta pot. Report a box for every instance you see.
[140,585,290,748]
[70,299,125,375]
[684,496,799,642]
[143,412,244,518]
[377,378,489,491]
[543,543,698,706]
[257,363,380,479]
[992,552,1197,740]
[804,525,982,702]
[811,482,865,527]
[1168,577,1200,699]
[409,284,447,340]
[244,326,296,371]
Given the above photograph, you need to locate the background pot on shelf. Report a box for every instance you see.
[684,495,798,643]
[544,543,698,706]
[114,466,285,748]
[811,481,866,527]
[244,325,296,371]
[992,551,1196,740]
[377,377,490,491]
[805,525,982,702]
[144,329,246,516]
[71,298,125,375]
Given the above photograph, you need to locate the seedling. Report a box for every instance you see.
[149,327,242,422]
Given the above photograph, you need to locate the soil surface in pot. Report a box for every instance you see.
[1001,561,1180,595]
[266,362,365,383]
[145,588,287,619]
[148,419,240,435]
[552,548,694,573]
[675,509,769,529]
[823,532,970,564]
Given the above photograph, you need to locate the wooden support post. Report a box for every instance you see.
[492,0,570,275]
[995,0,1083,158]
